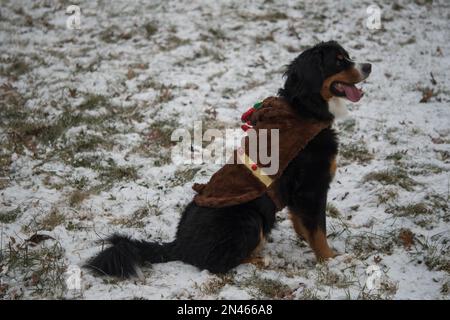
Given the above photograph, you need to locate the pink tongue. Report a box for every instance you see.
[343,84,362,102]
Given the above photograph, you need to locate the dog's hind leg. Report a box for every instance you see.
[289,211,336,261]
[241,229,270,268]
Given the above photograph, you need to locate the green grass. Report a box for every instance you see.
[326,203,341,218]
[0,207,21,223]
[0,152,12,187]
[385,150,408,162]
[339,140,373,165]
[160,35,191,51]
[131,119,178,166]
[111,204,161,228]
[68,190,90,207]
[98,163,139,186]
[362,168,419,191]
[207,27,228,40]
[168,167,201,187]
[0,58,30,78]
[315,265,355,289]
[197,274,234,295]
[143,22,158,38]
[38,209,66,231]
[345,232,395,259]
[413,236,450,274]
[337,118,356,133]
[1,238,67,299]
[239,11,288,22]
[77,94,109,111]
[386,203,431,217]
[376,189,399,205]
[242,274,293,299]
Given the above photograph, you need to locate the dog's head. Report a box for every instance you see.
[279,41,371,119]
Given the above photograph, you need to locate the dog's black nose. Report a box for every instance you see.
[362,63,372,74]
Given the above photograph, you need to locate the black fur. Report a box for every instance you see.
[86,41,348,278]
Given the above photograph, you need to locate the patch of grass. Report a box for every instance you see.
[1,58,30,78]
[192,45,225,62]
[345,233,395,259]
[1,237,66,299]
[254,31,275,44]
[0,207,21,223]
[362,168,419,191]
[242,274,292,299]
[326,203,341,218]
[409,163,447,176]
[155,85,174,104]
[338,118,356,133]
[77,94,109,111]
[143,22,158,38]
[208,28,228,40]
[0,153,12,186]
[441,282,449,295]
[424,193,449,220]
[386,203,431,217]
[296,287,320,300]
[360,279,398,299]
[56,133,114,168]
[168,167,201,187]
[198,274,234,295]
[160,35,191,51]
[38,208,65,231]
[385,150,408,162]
[315,265,354,289]
[149,119,178,147]
[99,25,125,43]
[383,127,400,145]
[96,160,139,189]
[70,176,89,190]
[376,188,399,205]
[131,119,178,166]
[240,11,288,22]
[69,154,104,170]
[68,190,90,207]
[111,203,162,228]
[1,93,118,155]
[414,236,450,274]
[339,140,373,165]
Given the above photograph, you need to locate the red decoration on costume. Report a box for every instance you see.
[241,108,255,122]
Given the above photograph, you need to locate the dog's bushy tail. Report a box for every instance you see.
[85,234,176,278]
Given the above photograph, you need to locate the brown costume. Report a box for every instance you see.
[192,97,332,210]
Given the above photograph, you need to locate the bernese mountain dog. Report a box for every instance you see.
[86,40,371,278]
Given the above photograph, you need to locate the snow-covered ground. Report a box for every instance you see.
[0,0,449,300]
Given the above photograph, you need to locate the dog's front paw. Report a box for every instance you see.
[315,248,337,263]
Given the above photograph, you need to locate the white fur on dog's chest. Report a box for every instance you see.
[328,97,349,119]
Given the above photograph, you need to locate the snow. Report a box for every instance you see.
[0,0,449,299]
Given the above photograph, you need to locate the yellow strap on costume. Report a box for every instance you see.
[237,151,273,187]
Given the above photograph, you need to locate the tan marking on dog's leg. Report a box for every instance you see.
[289,212,308,240]
[242,256,268,267]
[242,230,267,267]
[308,228,336,261]
[330,157,337,179]
[289,212,336,261]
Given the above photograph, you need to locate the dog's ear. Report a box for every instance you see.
[301,49,324,93]
[279,47,332,121]
[281,48,324,101]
